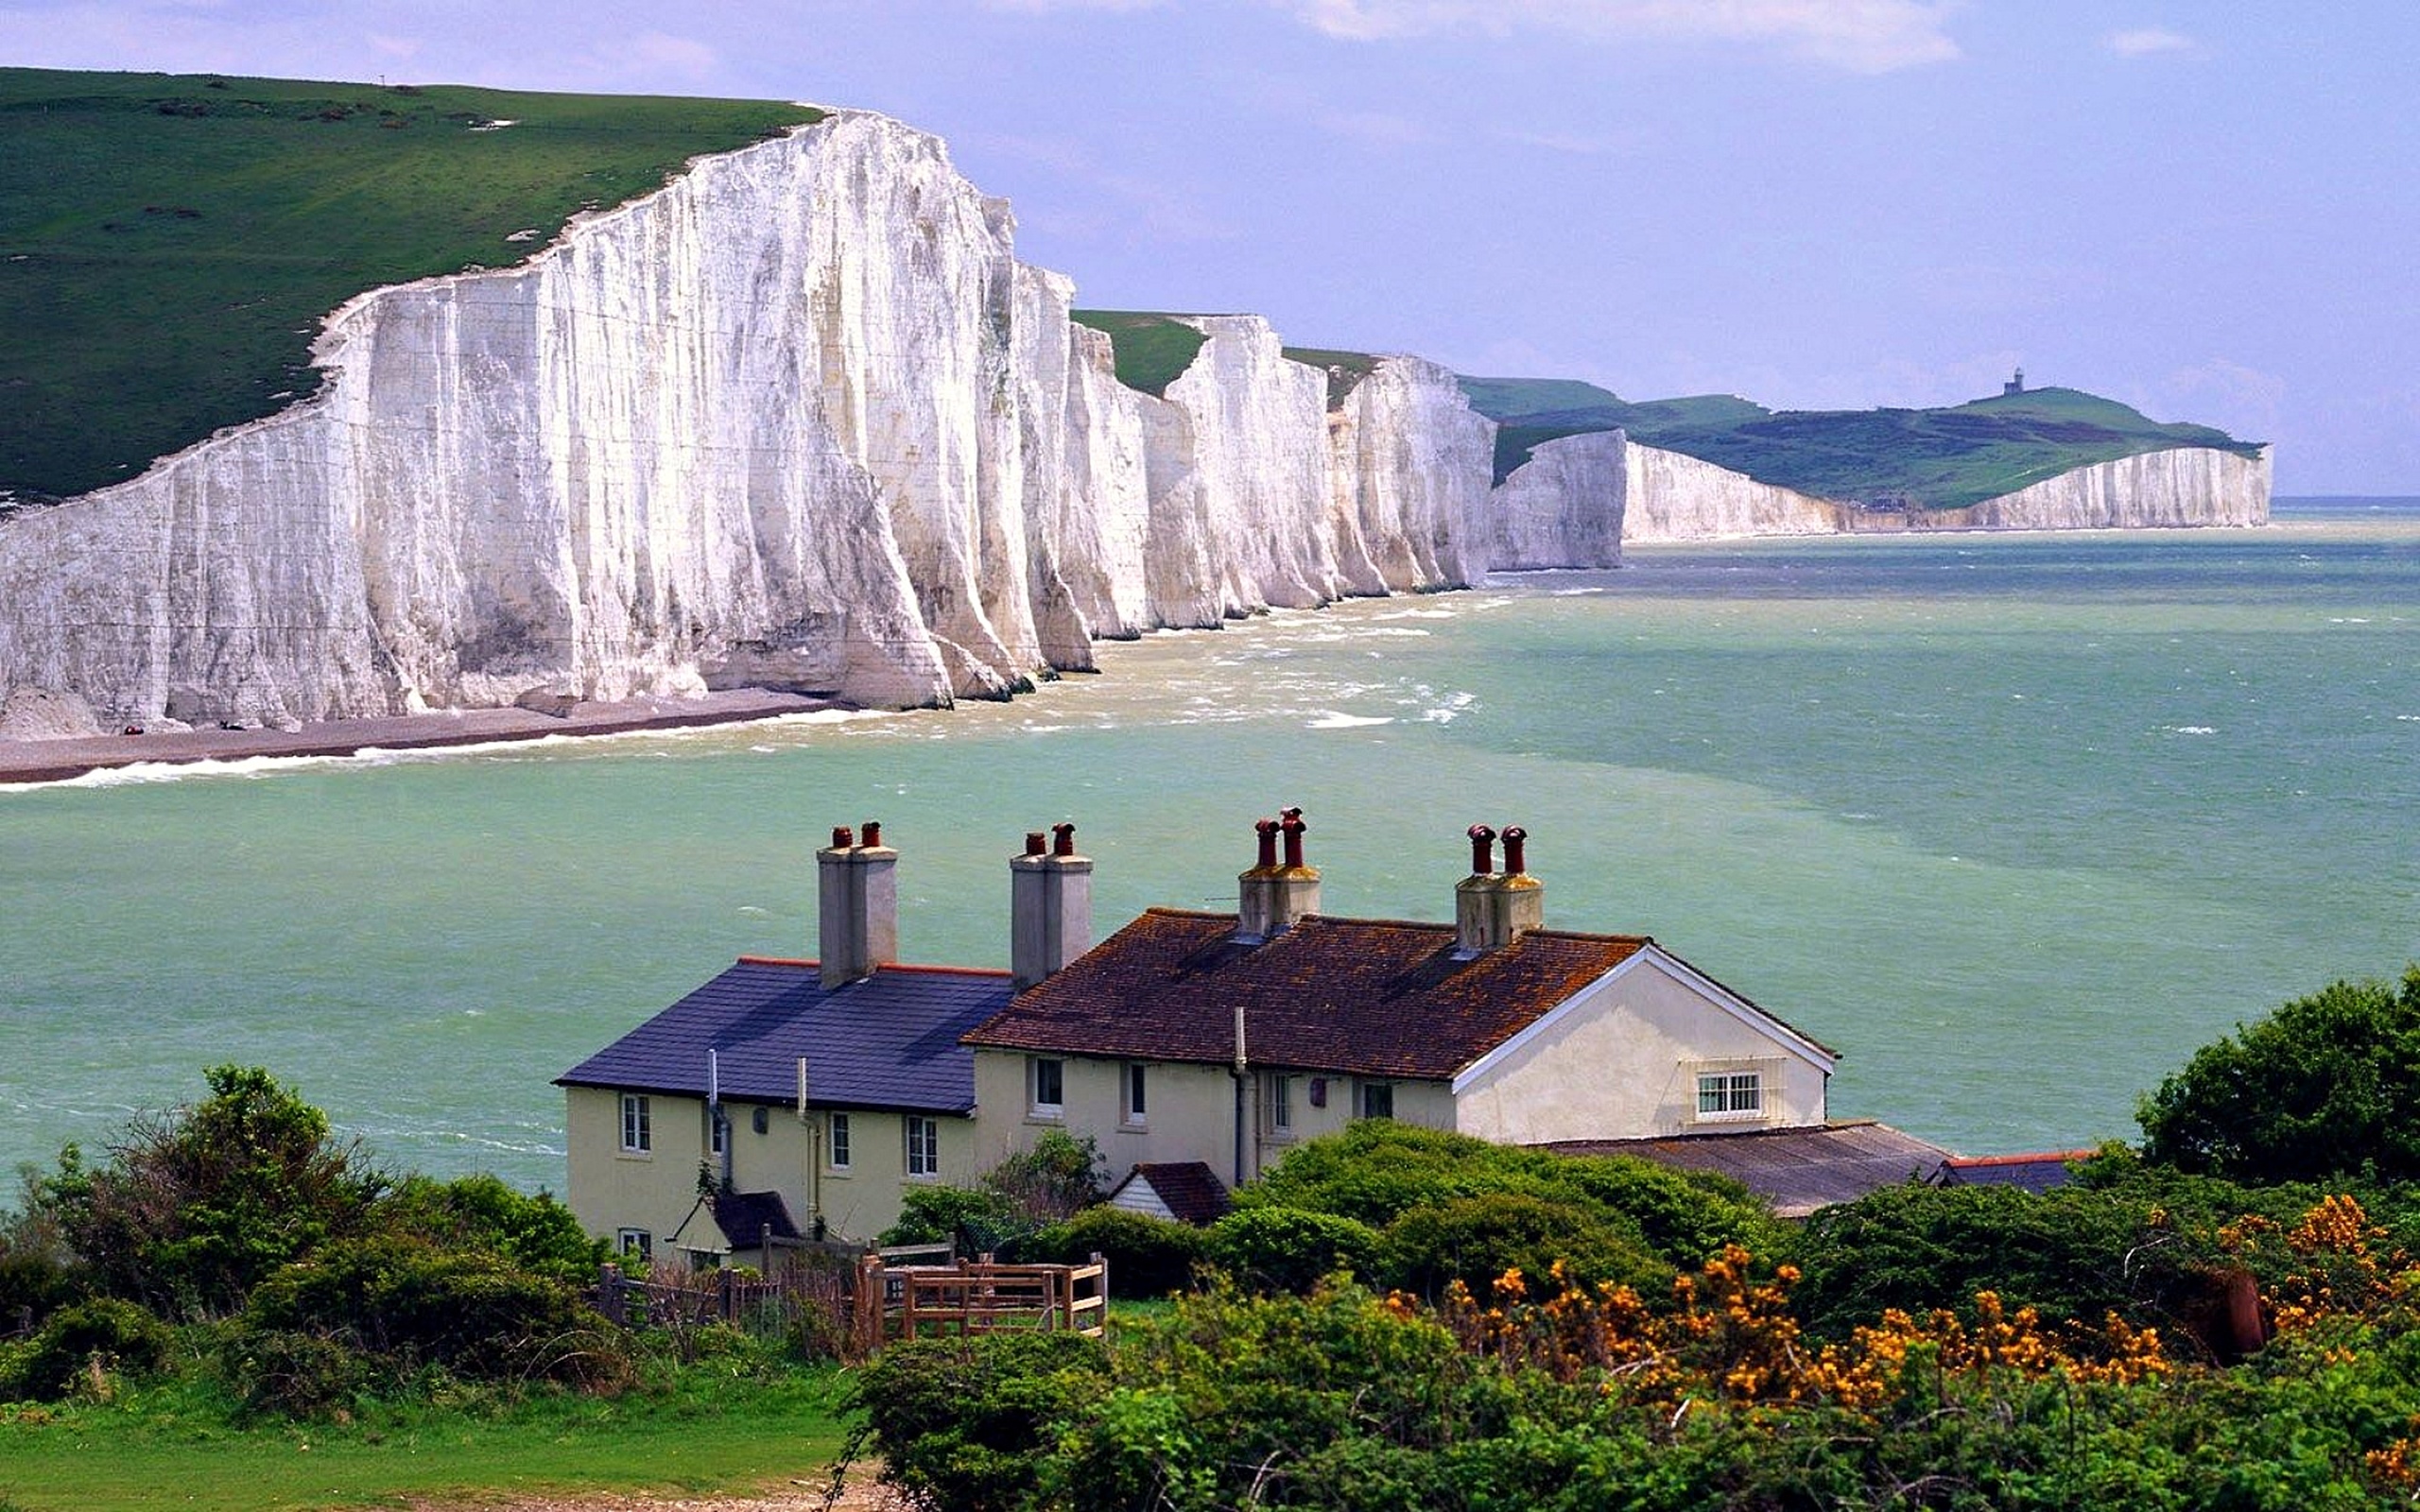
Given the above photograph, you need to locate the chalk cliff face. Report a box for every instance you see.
[1489,431,2271,564]
[0,113,1493,726]
[0,110,2274,727]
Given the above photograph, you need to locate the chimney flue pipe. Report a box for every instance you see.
[1280,807,1307,869]
[1467,823,1496,876]
[1501,825,1529,876]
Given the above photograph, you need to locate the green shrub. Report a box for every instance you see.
[29,1066,383,1316]
[1028,1208,1204,1298]
[880,1184,1027,1255]
[375,1173,605,1286]
[9,1297,175,1400]
[852,1330,1109,1512]
[2140,969,2420,1183]
[1206,1207,1382,1294]
[217,1326,378,1418]
[235,1235,627,1389]
[0,1240,78,1332]
[1378,1192,1664,1298]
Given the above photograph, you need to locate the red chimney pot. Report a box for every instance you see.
[860,820,882,848]
[831,825,855,850]
[1280,807,1307,869]
[1254,817,1281,869]
[1501,825,1528,876]
[1052,822,1077,857]
[1025,832,1046,857]
[1467,823,1496,876]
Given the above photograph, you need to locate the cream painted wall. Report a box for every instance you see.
[1451,954,1828,1143]
[562,1086,977,1260]
[974,1048,1454,1188]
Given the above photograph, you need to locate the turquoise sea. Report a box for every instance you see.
[3,499,2415,1191]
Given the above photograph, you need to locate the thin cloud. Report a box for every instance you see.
[983,0,1165,9]
[2106,27,2204,59]
[1278,0,1963,73]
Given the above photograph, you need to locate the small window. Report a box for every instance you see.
[620,1093,652,1153]
[1696,1071,1764,1120]
[906,1116,941,1177]
[1029,1057,1064,1118]
[709,1107,729,1158]
[1122,1062,1148,1125]
[616,1228,652,1262]
[829,1112,852,1171]
[1266,1073,1294,1135]
[1358,1081,1394,1121]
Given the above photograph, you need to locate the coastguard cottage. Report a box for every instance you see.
[557,812,1842,1260]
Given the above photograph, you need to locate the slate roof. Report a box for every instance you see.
[716,1189,802,1245]
[558,956,1013,1114]
[1931,1150,2096,1194]
[1542,1122,1952,1217]
[961,909,1651,1079]
[1111,1161,1233,1227]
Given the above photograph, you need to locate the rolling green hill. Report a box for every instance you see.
[1460,375,2265,510]
[0,68,821,502]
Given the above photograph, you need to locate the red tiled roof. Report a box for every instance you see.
[962,908,1649,1079]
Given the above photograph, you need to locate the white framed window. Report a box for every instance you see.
[1695,1070,1765,1122]
[1028,1057,1064,1119]
[828,1111,852,1171]
[616,1228,652,1262]
[1265,1073,1294,1136]
[1122,1062,1148,1126]
[619,1092,652,1153]
[906,1116,941,1177]
[709,1106,729,1158]
[1357,1081,1394,1121]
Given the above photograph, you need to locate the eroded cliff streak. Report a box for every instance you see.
[0,113,1491,727]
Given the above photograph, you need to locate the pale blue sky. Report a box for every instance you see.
[6,1,2412,490]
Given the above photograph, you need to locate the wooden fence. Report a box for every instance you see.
[593,1243,1106,1358]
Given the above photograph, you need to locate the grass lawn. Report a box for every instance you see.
[0,68,821,502]
[0,1368,856,1512]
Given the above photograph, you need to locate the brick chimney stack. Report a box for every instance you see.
[1237,807,1322,942]
[1011,822,1094,990]
[818,820,899,990]
[1456,822,1544,954]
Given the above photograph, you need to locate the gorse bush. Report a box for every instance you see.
[377,1173,605,1286]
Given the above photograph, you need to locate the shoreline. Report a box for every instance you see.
[0,689,847,786]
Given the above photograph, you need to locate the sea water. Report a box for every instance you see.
[3,499,2414,1190]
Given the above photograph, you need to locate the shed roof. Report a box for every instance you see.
[558,956,1011,1114]
[1108,1161,1233,1227]
[963,908,1651,1079]
[1542,1122,1951,1217]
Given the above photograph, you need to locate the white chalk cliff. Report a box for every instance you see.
[0,112,1493,727]
[0,110,2269,727]
[1489,432,2271,561]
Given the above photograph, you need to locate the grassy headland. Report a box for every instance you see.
[1069,309,1208,398]
[0,68,821,502]
[1461,374,2265,509]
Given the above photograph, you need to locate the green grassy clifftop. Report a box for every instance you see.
[1461,375,2265,510]
[0,68,821,502]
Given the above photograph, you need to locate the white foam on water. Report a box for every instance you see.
[2165,726,2218,735]
[1307,712,1394,730]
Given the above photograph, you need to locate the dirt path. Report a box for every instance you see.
[406,1467,909,1511]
